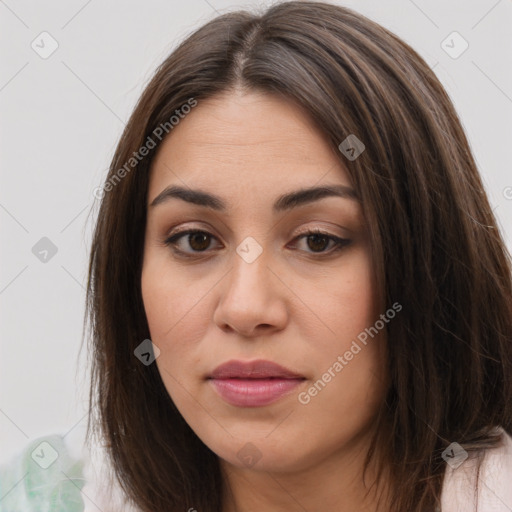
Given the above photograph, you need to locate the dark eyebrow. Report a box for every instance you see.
[149,184,358,213]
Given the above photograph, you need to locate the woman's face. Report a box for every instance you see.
[141,90,389,473]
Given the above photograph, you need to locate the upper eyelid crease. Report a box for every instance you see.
[149,184,359,213]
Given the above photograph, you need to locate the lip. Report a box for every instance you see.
[207,359,305,407]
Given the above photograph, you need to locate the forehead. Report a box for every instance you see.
[147,90,352,202]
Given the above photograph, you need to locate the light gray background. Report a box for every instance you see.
[1,0,511,466]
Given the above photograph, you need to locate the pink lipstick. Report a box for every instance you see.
[207,359,305,407]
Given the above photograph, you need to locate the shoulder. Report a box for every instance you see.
[440,429,512,512]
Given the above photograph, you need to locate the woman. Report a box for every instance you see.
[84,1,512,511]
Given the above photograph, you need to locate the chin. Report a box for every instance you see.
[203,430,318,473]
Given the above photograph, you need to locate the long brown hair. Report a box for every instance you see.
[84,2,512,511]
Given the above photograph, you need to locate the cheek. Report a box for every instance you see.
[140,255,230,419]
[141,250,210,339]
[306,247,381,356]
[296,247,388,409]
[141,254,207,377]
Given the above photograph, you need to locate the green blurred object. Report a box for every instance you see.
[0,434,85,512]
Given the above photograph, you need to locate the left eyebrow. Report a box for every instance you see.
[273,184,359,212]
[149,184,359,212]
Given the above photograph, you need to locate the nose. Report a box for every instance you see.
[213,246,289,338]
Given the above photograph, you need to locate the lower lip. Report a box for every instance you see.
[209,378,304,407]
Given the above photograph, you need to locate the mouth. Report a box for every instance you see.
[207,359,306,407]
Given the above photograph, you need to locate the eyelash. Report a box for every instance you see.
[162,228,351,258]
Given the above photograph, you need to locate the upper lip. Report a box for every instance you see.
[208,359,305,379]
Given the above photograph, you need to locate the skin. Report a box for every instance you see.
[141,89,391,511]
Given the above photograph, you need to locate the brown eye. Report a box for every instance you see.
[188,232,211,251]
[292,229,352,255]
[164,229,219,256]
[306,233,330,252]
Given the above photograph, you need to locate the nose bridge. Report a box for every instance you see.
[229,235,271,297]
[213,234,288,335]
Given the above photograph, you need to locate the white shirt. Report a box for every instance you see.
[440,430,512,511]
